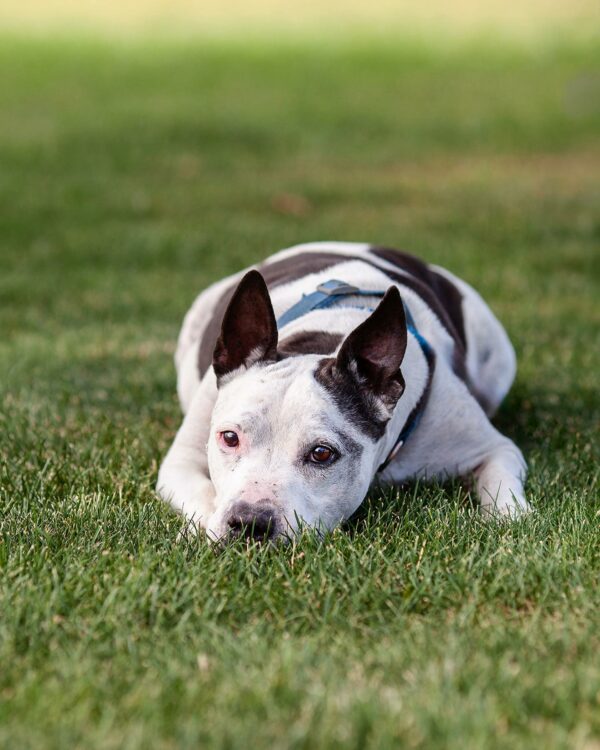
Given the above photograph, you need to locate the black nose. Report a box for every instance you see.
[226,501,278,543]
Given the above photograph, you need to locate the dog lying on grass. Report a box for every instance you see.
[157,242,529,542]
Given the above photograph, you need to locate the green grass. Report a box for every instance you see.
[0,35,599,749]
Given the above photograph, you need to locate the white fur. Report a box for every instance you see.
[206,357,376,538]
[157,242,529,539]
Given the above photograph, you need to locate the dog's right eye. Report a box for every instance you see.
[221,431,239,448]
[307,444,338,465]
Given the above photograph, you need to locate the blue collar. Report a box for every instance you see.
[277,279,384,328]
[277,279,435,472]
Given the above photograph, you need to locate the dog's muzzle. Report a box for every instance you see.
[225,501,280,543]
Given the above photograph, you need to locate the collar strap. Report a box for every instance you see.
[376,337,435,474]
[277,279,385,329]
[277,279,435,469]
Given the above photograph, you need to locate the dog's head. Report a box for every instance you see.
[205,270,408,543]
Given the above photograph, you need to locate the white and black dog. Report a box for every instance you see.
[157,242,529,542]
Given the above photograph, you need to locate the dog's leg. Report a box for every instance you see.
[446,428,530,518]
[473,441,529,517]
[156,375,217,532]
[388,363,530,517]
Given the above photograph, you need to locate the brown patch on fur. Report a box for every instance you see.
[260,252,354,290]
[369,246,468,378]
[278,331,342,358]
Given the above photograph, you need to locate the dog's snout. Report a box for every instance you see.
[226,501,278,542]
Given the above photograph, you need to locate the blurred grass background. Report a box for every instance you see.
[1,0,599,43]
[0,2,599,749]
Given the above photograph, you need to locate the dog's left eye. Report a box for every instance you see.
[221,431,240,448]
[308,444,337,465]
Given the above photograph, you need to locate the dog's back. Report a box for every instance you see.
[176,242,514,417]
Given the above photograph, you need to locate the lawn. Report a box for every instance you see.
[0,34,599,749]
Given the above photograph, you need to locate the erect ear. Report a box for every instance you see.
[336,286,407,410]
[213,270,278,381]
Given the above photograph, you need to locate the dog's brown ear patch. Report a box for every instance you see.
[336,286,408,410]
[213,270,278,381]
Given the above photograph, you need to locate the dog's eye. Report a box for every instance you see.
[308,444,337,465]
[221,431,239,448]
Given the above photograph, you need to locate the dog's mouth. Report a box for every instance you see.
[227,519,279,544]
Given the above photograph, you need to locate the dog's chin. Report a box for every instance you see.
[206,525,292,548]
[204,512,294,548]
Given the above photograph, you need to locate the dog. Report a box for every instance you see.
[157,242,529,542]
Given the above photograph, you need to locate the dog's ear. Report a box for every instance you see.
[213,270,278,381]
[335,286,407,410]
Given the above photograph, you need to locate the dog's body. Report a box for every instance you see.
[158,242,529,541]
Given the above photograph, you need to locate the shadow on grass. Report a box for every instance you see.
[494,379,598,457]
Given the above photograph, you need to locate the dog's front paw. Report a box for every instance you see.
[480,487,531,519]
[156,468,217,539]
